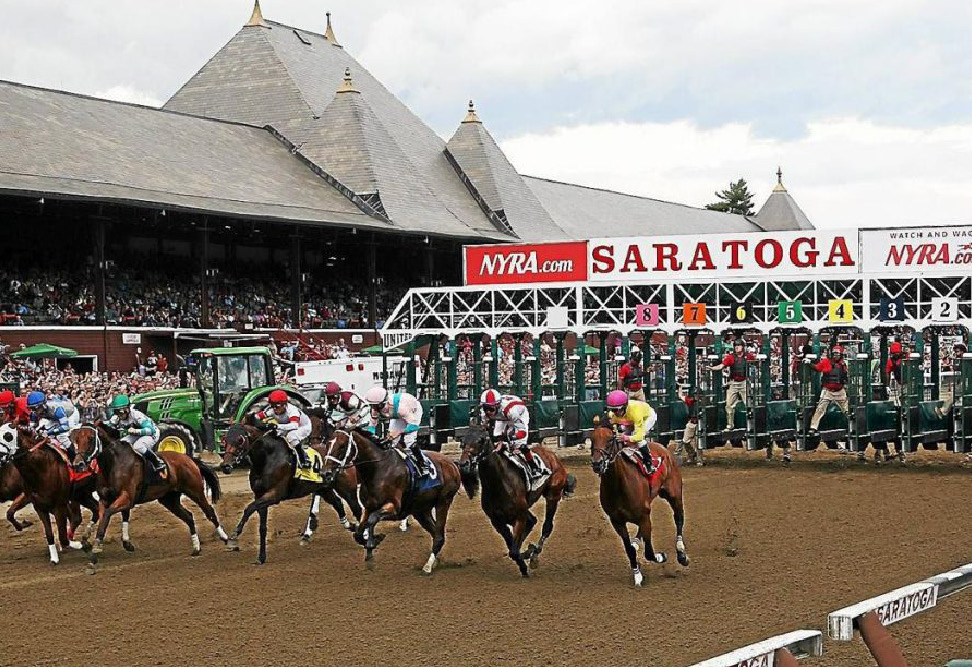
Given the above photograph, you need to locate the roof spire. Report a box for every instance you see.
[773,165,787,192]
[246,0,266,27]
[337,67,360,94]
[462,99,481,124]
[324,11,341,45]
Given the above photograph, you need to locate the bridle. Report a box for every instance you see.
[590,425,622,476]
[223,425,264,467]
[322,429,357,476]
[75,424,102,469]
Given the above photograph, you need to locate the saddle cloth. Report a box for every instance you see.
[393,449,442,493]
[294,448,324,483]
[620,448,664,482]
[502,449,550,492]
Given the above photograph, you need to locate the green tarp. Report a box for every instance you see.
[10,343,77,359]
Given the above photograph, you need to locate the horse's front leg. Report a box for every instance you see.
[636,510,666,566]
[356,501,395,565]
[5,493,32,532]
[226,491,281,551]
[256,506,269,564]
[300,494,321,545]
[35,508,59,565]
[610,517,642,587]
[120,509,135,552]
[89,493,133,570]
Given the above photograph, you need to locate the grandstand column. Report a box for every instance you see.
[471,334,484,396]
[291,233,302,326]
[198,221,210,328]
[488,338,500,389]
[555,332,566,401]
[575,336,587,403]
[93,213,106,326]
[598,332,609,400]
[530,336,542,402]
[445,336,458,401]
[513,334,524,397]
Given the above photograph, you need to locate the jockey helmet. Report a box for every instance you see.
[324,381,342,397]
[831,345,844,358]
[363,386,389,407]
[606,390,629,413]
[480,389,501,406]
[109,394,131,411]
[0,390,13,408]
[268,390,289,405]
[734,339,744,350]
[889,341,902,355]
[26,391,46,409]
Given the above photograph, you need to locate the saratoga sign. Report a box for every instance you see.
[860,224,972,274]
[463,231,859,285]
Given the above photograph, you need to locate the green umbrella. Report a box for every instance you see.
[360,344,384,355]
[10,343,78,359]
[583,345,601,355]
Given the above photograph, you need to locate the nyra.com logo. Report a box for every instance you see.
[881,228,972,268]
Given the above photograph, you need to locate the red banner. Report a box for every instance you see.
[463,241,588,285]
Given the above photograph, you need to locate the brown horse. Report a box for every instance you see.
[0,460,31,532]
[7,425,101,564]
[320,429,460,574]
[220,421,361,563]
[73,423,228,572]
[458,425,576,577]
[590,418,689,586]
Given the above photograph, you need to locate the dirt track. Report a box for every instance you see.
[1,454,971,667]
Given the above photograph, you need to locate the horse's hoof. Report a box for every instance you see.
[399,519,409,532]
[677,551,690,567]
[309,516,320,532]
[221,465,234,475]
[122,541,136,553]
[633,569,644,587]
[191,548,201,557]
[252,558,265,566]
[225,540,239,552]
[529,553,540,570]
[85,563,97,575]
[299,535,311,547]
[68,540,84,551]
[91,543,103,555]
[653,551,668,564]
[17,520,33,531]
[346,523,358,533]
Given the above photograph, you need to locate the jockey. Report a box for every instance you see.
[324,381,370,430]
[107,394,166,473]
[363,386,429,476]
[0,390,30,427]
[479,389,541,475]
[605,389,659,476]
[26,391,80,452]
[255,390,313,468]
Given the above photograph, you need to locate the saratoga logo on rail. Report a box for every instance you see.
[463,241,588,285]
[588,230,858,281]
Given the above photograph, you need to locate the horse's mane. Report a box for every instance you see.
[305,406,330,420]
[97,421,123,441]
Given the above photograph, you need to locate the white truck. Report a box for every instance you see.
[292,356,408,405]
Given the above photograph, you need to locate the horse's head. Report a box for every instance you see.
[320,429,355,487]
[458,425,492,471]
[222,423,261,475]
[589,414,620,476]
[0,423,18,462]
[70,424,102,470]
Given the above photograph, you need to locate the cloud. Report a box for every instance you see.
[500,117,972,229]
[93,85,162,107]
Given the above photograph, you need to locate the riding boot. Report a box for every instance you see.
[520,445,540,475]
[638,444,656,475]
[145,448,166,473]
[411,443,429,476]
[295,444,310,468]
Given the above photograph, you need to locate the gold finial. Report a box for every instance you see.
[337,67,359,94]
[324,11,341,45]
[246,0,266,27]
[773,165,787,192]
[462,99,481,124]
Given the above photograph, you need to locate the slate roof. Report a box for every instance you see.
[523,176,764,239]
[0,79,375,228]
[755,183,814,231]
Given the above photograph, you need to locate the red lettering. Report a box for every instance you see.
[621,245,647,273]
[917,245,935,264]
[754,239,783,268]
[722,240,748,269]
[591,244,614,274]
[687,243,715,271]
[823,236,855,268]
[885,246,913,266]
[933,244,949,264]
[654,243,682,271]
[790,237,819,268]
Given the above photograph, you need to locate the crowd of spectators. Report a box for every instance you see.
[0,253,407,329]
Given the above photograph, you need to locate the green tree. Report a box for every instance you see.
[705,178,755,215]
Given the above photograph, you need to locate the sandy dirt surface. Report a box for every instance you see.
[1,452,970,667]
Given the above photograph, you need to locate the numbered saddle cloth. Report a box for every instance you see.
[502,449,550,492]
[293,448,324,483]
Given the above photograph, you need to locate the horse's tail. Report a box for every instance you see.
[459,465,480,500]
[564,473,577,497]
[193,458,222,503]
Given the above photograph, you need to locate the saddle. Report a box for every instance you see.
[502,449,550,492]
[620,448,664,481]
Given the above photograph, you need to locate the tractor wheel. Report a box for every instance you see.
[156,423,196,458]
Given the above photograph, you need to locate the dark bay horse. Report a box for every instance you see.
[221,420,361,563]
[458,426,576,577]
[590,418,689,586]
[72,423,227,572]
[0,459,31,532]
[7,425,101,564]
[321,429,460,574]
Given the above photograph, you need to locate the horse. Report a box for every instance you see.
[458,425,576,577]
[589,416,689,586]
[299,410,363,543]
[72,423,228,572]
[320,429,460,574]
[220,421,360,563]
[0,459,31,532]
[6,424,101,564]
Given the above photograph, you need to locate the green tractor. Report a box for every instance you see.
[131,346,309,456]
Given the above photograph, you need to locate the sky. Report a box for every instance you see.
[2,0,972,229]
